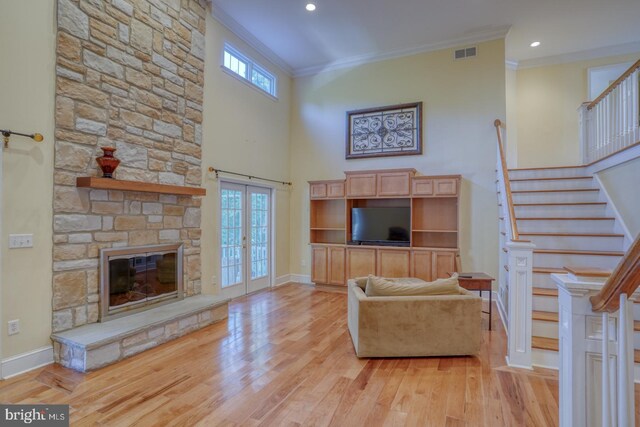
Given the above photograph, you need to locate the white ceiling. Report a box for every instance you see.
[211,0,640,75]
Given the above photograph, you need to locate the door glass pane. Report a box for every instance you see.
[221,188,243,288]
[250,192,269,279]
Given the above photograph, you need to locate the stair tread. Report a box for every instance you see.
[533,287,559,297]
[508,165,583,171]
[520,232,624,237]
[533,249,624,256]
[564,266,613,277]
[510,176,592,182]
[533,310,558,322]
[532,336,559,351]
[533,267,567,274]
[517,217,615,220]
[512,189,599,193]
[514,202,607,206]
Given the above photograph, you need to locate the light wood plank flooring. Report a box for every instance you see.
[0,283,637,426]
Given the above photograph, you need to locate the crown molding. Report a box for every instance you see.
[515,41,640,70]
[505,60,519,70]
[210,2,294,77]
[293,26,511,77]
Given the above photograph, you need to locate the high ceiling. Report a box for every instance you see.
[211,0,640,75]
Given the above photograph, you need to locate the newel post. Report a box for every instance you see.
[505,240,535,369]
[554,274,638,427]
[578,102,591,165]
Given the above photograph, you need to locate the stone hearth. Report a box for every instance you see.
[52,295,228,371]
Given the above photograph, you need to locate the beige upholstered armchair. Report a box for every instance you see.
[347,279,482,358]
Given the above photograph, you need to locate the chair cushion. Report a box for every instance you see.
[365,273,461,297]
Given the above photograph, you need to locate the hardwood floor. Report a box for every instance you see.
[0,283,633,426]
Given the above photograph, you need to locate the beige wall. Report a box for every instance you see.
[289,39,506,282]
[514,53,640,168]
[0,2,292,360]
[505,67,518,166]
[597,157,640,238]
[200,13,292,294]
[0,0,56,358]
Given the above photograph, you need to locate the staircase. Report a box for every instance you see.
[506,165,632,367]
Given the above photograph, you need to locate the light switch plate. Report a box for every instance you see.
[8,320,19,335]
[9,234,33,248]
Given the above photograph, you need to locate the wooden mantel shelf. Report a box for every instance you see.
[76,177,206,196]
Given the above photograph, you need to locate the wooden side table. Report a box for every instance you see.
[455,272,495,330]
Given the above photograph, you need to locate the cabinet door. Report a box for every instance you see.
[328,246,346,285]
[377,172,411,197]
[411,178,434,197]
[432,251,455,279]
[411,250,433,281]
[311,246,328,284]
[377,249,410,278]
[346,248,376,279]
[327,182,345,198]
[434,178,458,196]
[346,174,377,198]
[310,183,327,199]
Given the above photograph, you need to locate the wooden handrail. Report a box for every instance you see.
[591,234,640,313]
[494,119,520,241]
[587,59,640,110]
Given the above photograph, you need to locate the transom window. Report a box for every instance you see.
[222,43,277,98]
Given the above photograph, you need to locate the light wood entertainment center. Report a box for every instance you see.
[309,168,461,286]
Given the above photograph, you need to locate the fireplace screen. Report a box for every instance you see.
[100,244,183,320]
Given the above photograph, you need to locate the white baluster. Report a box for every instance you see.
[618,293,635,427]
[602,312,611,427]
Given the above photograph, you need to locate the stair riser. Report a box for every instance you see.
[533,253,622,270]
[533,273,567,289]
[511,179,595,192]
[508,167,587,180]
[524,235,624,252]
[512,191,601,204]
[533,320,559,340]
[518,219,616,233]
[533,295,559,312]
[514,204,607,218]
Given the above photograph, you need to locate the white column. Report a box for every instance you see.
[555,273,638,427]
[505,240,535,369]
[578,102,591,165]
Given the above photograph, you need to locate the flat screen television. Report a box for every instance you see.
[351,207,410,245]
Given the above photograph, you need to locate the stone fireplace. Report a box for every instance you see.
[100,243,183,321]
[50,0,229,372]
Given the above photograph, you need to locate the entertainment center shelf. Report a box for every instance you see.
[309,169,461,286]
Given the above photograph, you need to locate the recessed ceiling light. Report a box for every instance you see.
[530,41,541,47]
[306,2,316,11]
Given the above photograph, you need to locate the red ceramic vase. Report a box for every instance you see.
[96,147,121,179]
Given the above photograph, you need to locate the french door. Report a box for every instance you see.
[220,182,271,299]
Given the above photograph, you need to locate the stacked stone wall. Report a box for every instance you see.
[53,0,207,332]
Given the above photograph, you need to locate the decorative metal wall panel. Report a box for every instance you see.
[346,102,422,159]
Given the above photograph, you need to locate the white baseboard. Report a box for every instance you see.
[495,293,509,333]
[289,274,313,284]
[1,346,53,379]
[273,274,291,287]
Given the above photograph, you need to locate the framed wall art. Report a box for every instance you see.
[346,102,422,159]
